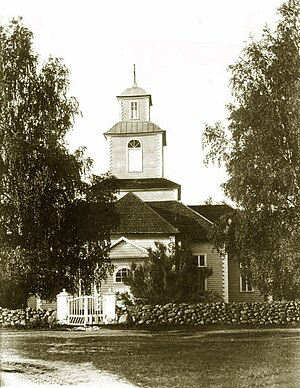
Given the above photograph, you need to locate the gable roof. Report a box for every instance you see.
[110,236,149,259]
[147,201,212,241]
[116,178,181,191]
[113,192,179,235]
[188,204,233,223]
[111,236,148,254]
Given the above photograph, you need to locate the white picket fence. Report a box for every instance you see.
[67,295,103,326]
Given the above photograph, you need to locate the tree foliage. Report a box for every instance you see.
[0,19,118,307]
[125,241,213,305]
[202,0,300,300]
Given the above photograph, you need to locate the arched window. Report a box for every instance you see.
[128,139,142,172]
[115,268,131,283]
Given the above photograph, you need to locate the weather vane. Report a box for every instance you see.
[133,64,137,86]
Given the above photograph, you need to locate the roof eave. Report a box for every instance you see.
[117,94,152,106]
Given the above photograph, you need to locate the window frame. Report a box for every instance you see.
[127,138,143,172]
[130,100,139,120]
[194,254,206,268]
[239,264,254,293]
[114,267,131,284]
[193,254,207,291]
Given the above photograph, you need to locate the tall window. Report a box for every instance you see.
[240,264,253,292]
[128,139,142,172]
[193,254,207,291]
[115,268,130,283]
[130,101,138,119]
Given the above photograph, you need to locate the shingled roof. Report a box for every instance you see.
[188,204,233,223]
[113,192,178,235]
[147,201,212,241]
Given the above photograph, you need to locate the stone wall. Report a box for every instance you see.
[2,301,300,328]
[0,307,57,328]
[119,301,300,326]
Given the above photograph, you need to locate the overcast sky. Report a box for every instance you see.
[1,0,284,204]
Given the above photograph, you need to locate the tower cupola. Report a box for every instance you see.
[117,65,152,122]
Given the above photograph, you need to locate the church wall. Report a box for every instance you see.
[101,234,175,295]
[119,97,150,121]
[100,258,145,295]
[109,240,148,259]
[228,256,264,302]
[109,133,163,179]
[190,242,224,299]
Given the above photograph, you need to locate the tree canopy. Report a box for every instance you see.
[125,241,213,305]
[202,0,300,300]
[0,19,118,307]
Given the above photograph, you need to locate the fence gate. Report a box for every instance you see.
[67,295,103,325]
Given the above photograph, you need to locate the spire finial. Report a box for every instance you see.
[133,64,137,87]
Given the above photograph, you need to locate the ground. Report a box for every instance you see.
[1,327,300,387]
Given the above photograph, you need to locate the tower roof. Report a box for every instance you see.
[117,86,152,106]
[104,122,166,144]
[119,86,149,97]
[117,65,152,105]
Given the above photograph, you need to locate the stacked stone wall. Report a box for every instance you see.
[120,301,300,326]
[1,302,299,328]
[0,307,57,328]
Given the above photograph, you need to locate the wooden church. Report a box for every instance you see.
[99,70,263,303]
[28,69,263,313]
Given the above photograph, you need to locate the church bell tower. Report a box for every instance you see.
[104,66,166,179]
[104,67,180,201]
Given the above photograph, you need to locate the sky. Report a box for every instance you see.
[1,0,284,204]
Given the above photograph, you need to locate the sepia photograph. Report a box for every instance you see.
[1,0,299,387]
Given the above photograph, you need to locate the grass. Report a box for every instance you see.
[1,327,300,387]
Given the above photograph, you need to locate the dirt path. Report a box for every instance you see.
[1,351,138,388]
[1,327,299,387]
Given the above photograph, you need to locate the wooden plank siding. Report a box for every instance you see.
[100,258,145,294]
[27,295,57,310]
[190,242,224,299]
[109,240,148,259]
[100,235,176,294]
[228,256,264,302]
[109,133,164,179]
[120,97,150,122]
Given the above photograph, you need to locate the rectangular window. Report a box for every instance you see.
[128,148,142,172]
[193,254,207,291]
[240,264,254,292]
[130,101,138,119]
[194,254,206,267]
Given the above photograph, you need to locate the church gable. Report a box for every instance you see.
[110,236,148,259]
